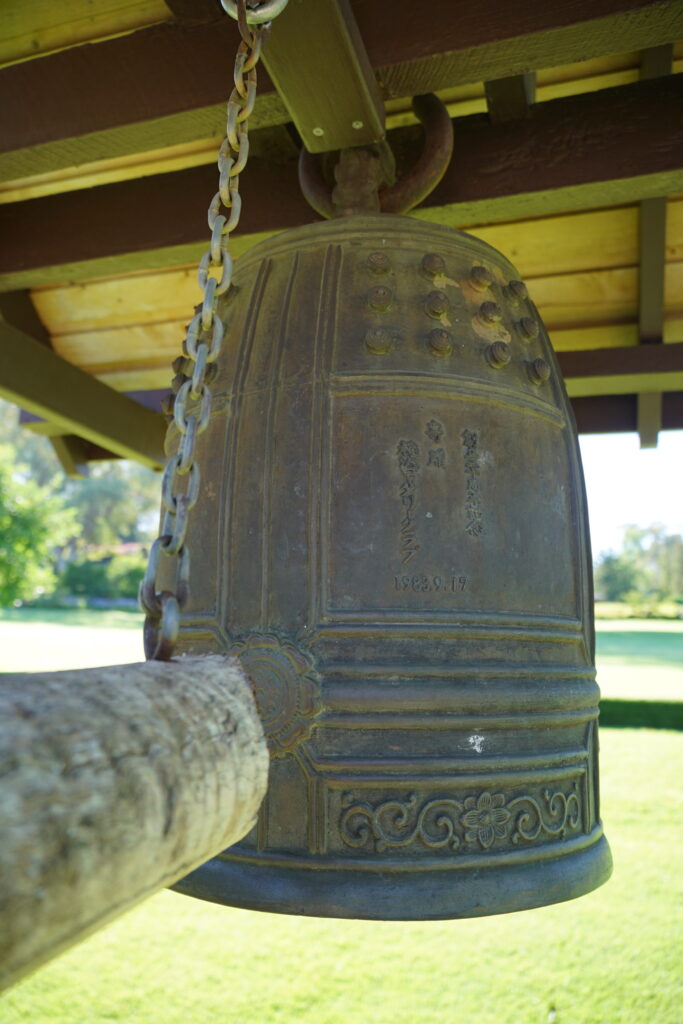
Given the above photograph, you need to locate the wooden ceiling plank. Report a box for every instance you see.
[0,0,170,68]
[0,322,166,467]
[2,75,683,291]
[261,0,384,152]
[2,0,682,180]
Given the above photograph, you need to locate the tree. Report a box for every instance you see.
[595,524,683,605]
[0,445,80,604]
[0,399,160,552]
[594,552,642,602]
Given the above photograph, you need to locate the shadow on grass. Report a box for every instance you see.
[595,630,683,669]
[600,699,683,730]
[0,607,143,630]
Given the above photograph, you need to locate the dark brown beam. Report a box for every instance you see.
[3,74,683,290]
[1,0,681,180]
[571,393,683,433]
[558,343,683,398]
[422,73,683,225]
[636,44,673,448]
[0,326,166,468]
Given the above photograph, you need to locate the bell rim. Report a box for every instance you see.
[173,833,612,921]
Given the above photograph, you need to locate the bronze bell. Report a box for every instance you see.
[171,213,612,919]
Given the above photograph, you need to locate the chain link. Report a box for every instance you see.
[140,0,285,660]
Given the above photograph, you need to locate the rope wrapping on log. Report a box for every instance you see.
[0,656,268,991]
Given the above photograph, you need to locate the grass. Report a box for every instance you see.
[1,610,682,1023]
[595,619,683,702]
[3,729,681,1024]
[0,607,144,672]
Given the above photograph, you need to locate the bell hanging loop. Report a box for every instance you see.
[299,93,454,218]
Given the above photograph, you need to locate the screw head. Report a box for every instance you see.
[351,120,364,130]
[368,285,393,311]
[365,327,392,354]
[470,265,493,291]
[421,252,446,279]
[487,341,511,368]
[428,328,453,356]
[479,300,502,324]
[366,251,390,274]
[425,290,449,318]
[507,279,528,301]
[519,316,539,339]
[312,126,324,137]
[529,356,551,384]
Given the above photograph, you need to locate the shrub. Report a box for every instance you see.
[60,553,147,599]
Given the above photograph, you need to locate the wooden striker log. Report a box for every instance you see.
[0,656,268,991]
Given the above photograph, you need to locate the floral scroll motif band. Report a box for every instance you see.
[340,787,582,853]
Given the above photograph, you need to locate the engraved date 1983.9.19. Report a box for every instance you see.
[394,574,468,593]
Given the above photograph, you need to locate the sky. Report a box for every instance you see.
[578,430,683,559]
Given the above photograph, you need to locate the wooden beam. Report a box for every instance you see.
[418,73,683,227]
[558,343,683,397]
[636,44,673,448]
[261,0,384,153]
[636,392,662,447]
[571,392,683,433]
[0,291,128,472]
[484,74,535,123]
[0,291,121,473]
[2,75,683,290]
[49,435,91,478]
[0,325,166,467]
[1,0,681,181]
[0,657,267,991]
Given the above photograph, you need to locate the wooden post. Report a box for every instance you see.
[0,656,268,991]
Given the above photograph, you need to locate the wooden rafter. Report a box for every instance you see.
[1,0,682,183]
[2,75,683,290]
[636,44,673,448]
[0,291,120,475]
[558,343,683,397]
[572,393,683,433]
[0,322,166,467]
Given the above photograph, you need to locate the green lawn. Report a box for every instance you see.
[1,610,681,1024]
[0,607,145,672]
[595,619,683,702]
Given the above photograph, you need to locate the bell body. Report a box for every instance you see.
[172,214,611,919]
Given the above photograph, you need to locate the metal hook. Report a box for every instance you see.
[298,93,454,219]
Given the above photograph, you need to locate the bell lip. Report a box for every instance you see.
[172,833,612,921]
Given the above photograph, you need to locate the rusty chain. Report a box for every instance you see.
[139,0,287,660]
